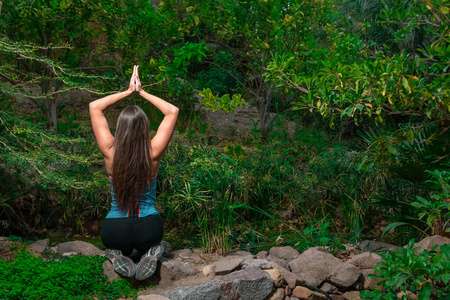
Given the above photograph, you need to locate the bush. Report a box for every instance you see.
[361,240,450,300]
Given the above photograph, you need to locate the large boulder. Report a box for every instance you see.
[161,266,273,300]
[55,241,104,256]
[289,248,361,288]
[157,257,197,285]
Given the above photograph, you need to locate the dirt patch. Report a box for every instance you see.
[0,239,23,262]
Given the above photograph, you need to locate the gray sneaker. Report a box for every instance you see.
[105,249,136,278]
[135,244,164,280]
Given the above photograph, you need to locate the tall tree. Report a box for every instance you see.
[0,0,101,131]
[160,0,337,138]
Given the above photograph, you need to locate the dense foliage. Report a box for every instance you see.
[0,245,137,300]
[361,241,450,300]
[0,0,449,255]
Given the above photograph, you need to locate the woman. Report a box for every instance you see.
[90,65,178,280]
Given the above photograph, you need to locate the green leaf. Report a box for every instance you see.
[418,285,431,300]
[382,222,409,237]
[193,15,200,26]
[50,0,58,9]
[386,143,397,155]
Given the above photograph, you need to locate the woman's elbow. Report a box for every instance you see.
[172,106,179,116]
[89,101,97,111]
[89,101,101,113]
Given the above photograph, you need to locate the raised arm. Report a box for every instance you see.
[89,66,137,159]
[135,66,179,160]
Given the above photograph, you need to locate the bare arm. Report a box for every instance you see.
[135,67,179,160]
[89,66,137,159]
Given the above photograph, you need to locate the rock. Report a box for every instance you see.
[267,288,285,300]
[192,248,204,255]
[264,269,284,287]
[202,264,215,277]
[29,239,49,253]
[290,248,361,288]
[292,286,327,300]
[269,261,305,289]
[160,240,172,255]
[214,257,244,275]
[349,252,383,269]
[267,255,290,270]
[241,258,272,269]
[351,274,365,291]
[233,250,254,260]
[183,252,207,265]
[137,295,170,300]
[55,241,104,256]
[157,257,197,284]
[161,266,273,300]
[329,264,363,289]
[358,240,400,253]
[167,249,193,259]
[412,235,450,254]
[330,296,346,300]
[269,246,300,262]
[292,286,312,299]
[343,291,361,300]
[361,269,381,290]
[255,250,268,259]
[320,282,338,294]
[397,291,418,300]
[102,260,121,282]
[62,251,78,257]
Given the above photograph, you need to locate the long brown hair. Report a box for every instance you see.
[112,105,152,214]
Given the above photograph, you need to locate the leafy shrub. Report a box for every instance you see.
[0,251,137,300]
[361,240,450,300]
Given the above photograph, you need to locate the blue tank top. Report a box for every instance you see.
[106,175,158,218]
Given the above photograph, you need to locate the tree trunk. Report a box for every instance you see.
[256,84,275,141]
[41,78,58,133]
[44,98,58,133]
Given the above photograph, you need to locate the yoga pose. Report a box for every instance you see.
[90,65,178,280]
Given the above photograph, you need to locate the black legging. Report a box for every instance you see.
[101,214,163,256]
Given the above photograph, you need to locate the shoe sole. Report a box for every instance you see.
[105,249,122,261]
[149,245,164,258]
[112,255,136,278]
[135,256,157,281]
